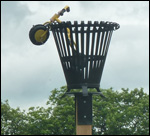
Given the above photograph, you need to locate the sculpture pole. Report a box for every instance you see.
[29,6,120,135]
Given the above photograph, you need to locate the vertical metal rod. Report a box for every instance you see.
[74,21,80,73]
[85,21,91,81]
[94,23,101,69]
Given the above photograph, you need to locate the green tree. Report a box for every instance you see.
[47,87,76,135]
[1,87,149,135]
[1,100,28,135]
[92,88,149,135]
[25,106,53,135]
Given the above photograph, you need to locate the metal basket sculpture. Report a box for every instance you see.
[51,21,120,94]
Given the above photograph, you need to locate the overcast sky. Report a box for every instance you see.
[1,1,149,111]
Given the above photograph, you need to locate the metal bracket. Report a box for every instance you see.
[82,86,88,96]
[76,94,92,125]
[96,88,106,98]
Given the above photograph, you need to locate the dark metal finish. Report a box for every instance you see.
[51,21,119,126]
[82,86,88,96]
[51,21,120,93]
[76,94,92,125]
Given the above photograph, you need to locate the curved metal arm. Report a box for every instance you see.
[42,6,76,49]
[58,6,70,16]
[50,5,70,23]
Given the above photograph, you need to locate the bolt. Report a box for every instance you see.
[84,115,87,118]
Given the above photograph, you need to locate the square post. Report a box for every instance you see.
[75,94,92,135]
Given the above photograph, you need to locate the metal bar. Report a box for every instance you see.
[89,22,96,82]
[52,30,61,56]
[55,29,63,57]
[92,21,99,70]
[81,21,84,56]
[74,21,80,73]
[98,31,113,83]
[56,28,69,69]
[98,31,108,78]
[67,21,76,70]
[74,21,79,53]
[52,30,69,81]
[97,30,105,68]
[64,22,71,57]
[60,27,68,57]
[94,22,101,68]
[68,21,76,55]
[80,21,85,81]
[102,31,109,56]
[85,21,91,81]
[51,21,120,31]
[105,31,113,57]
[59,28,69,69]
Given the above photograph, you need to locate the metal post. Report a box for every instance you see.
[75,93,92,135]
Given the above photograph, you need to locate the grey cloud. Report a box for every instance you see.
[1,1,31,23]
[101,23,149,92]
[1,1,149,111]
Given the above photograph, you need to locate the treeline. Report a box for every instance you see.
[1,87,149,135]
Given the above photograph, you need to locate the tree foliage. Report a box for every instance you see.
[1,87,149,135]
[92,88,149,135]
[1,100,28,135]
